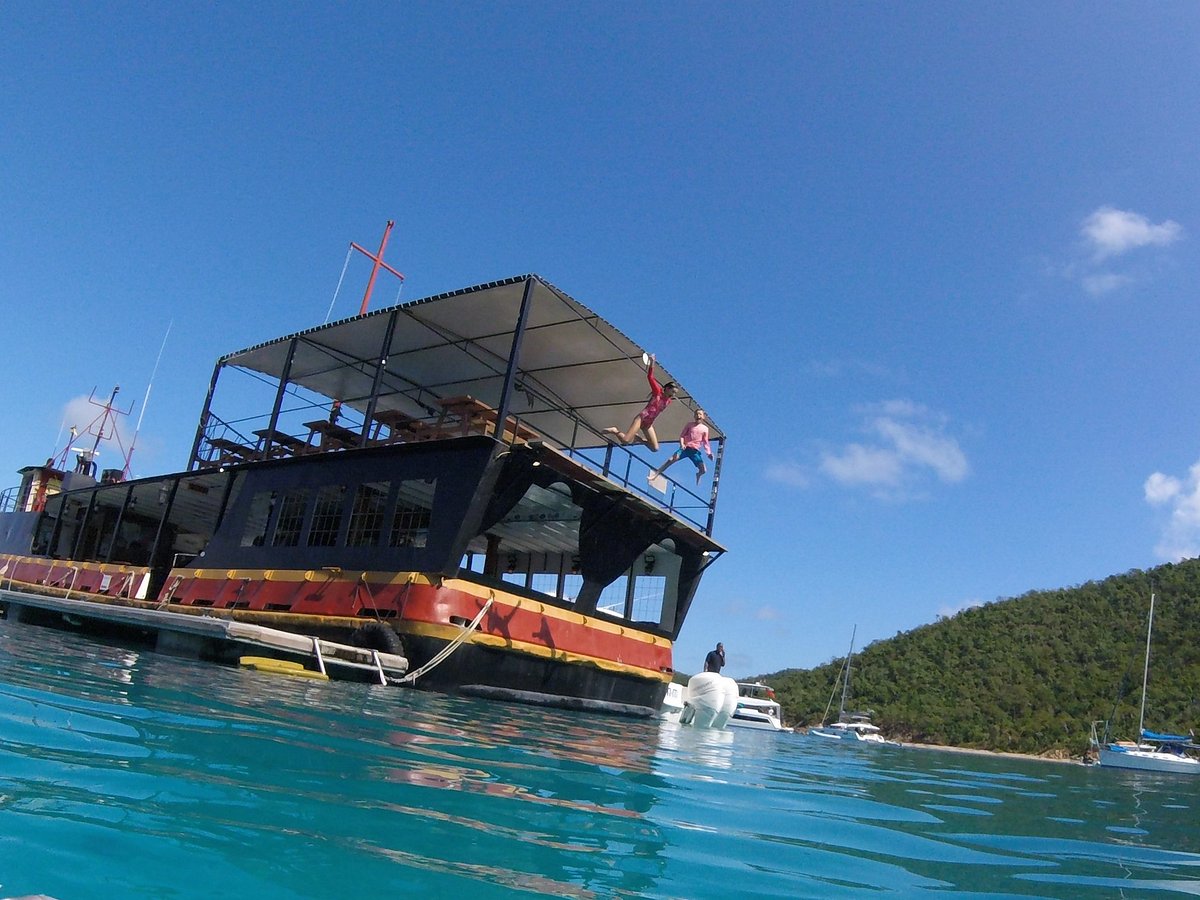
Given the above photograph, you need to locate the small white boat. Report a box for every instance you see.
[808,625,899,745]
[810,713,895,744]
[728,681,792,732]
[1091,589,1199,775]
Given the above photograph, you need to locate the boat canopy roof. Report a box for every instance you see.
[217,274,722,450]
[1142,729,1197,745]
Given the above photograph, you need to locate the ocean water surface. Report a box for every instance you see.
[1,615,1198,899]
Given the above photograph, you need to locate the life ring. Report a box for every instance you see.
[351,621,405,656]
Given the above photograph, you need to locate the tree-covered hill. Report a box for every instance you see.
[751,560,1200,758]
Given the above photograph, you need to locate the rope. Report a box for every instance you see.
[395,593,494,685]
[323,246,354,324]
[355,574,384,622]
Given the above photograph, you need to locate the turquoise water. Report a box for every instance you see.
[1,618,1198,899]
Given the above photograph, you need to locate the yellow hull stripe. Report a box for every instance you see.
[171,567,672,650]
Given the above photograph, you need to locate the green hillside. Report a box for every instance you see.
[754,560,1200,758]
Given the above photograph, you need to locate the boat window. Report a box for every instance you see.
[273,489,309,547]
[307,485,345,547]
[241,491,276,547]
[459,551,485,573]
[561,572,584,603]
[388,478,435,549]
[528,572,558,595]
[31,505,58,555]
[595,576,629,618]
[630,575,667,621]
[108,513,157,565]
[347,481,389,547]
[51,496,90,558]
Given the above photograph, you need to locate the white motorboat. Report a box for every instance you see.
[1091,589,1199,775]
[728,681,792,732]
[808,625,899,745]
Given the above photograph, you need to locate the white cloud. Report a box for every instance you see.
[764,461,810,488]
[1082,206,1182,261]
[1145,461,1200,560]
[818,400,968,498]
[938,597,984,619]
[821,443,903,486]
[874,416,968,483]
[1081,272,1131,296]
[807,358,895,381]
[1144,471,1182,505]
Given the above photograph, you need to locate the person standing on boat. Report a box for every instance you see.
[649,408,712,485]
[604,353,678,452]
[704,642,725,673]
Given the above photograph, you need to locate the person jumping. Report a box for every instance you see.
[603,353,678,452]
[649,408,712,485]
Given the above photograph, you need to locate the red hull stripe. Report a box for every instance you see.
[162,567,674,679]
[0,555,674,681]
[1,554,150,599]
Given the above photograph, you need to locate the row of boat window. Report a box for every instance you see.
[240,479,436,550]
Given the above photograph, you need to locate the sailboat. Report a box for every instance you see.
[809,625,896,745]
[1090,589,1199,774]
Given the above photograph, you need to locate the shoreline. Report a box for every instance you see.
[893,740,1082,765]
[793,728,1083,765]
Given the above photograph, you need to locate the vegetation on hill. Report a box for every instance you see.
[752,560,1200,758]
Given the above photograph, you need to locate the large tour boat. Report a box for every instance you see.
[0,269,726,716]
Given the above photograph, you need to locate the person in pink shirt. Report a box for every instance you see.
[649,408,712,485]
[604,353,679,452]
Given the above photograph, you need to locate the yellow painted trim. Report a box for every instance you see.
[1,554,149,578]
[170,567,670,649]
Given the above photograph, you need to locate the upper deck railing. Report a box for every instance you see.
[191,385,721,535]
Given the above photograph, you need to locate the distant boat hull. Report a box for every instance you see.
[809,722,897,745]
[1097,744,1200,775]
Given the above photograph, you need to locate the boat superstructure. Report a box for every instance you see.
[0,272,726,715]
[728,681,791,732]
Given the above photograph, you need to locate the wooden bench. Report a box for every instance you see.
[208,437,257,462]
[435,395,541,444]
[253,428,311,457]
[302,419,364,451]
[370,408,435,443]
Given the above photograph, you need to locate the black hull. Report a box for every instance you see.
[402,633,668,715]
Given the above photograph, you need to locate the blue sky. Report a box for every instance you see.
[3,4,1199,677]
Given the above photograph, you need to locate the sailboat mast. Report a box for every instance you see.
[840,624,857,720]
[1138,591,1155,743]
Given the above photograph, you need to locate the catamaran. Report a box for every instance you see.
[809,625,896,744]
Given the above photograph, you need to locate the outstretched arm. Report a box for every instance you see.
[646,354,662,396]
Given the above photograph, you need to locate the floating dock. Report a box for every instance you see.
[0,588,408,683]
